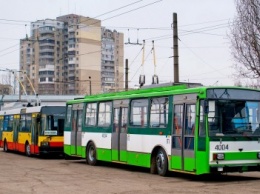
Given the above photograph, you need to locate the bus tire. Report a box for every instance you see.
[25,142,31,157]
[150,154,158,174]
[3,140,8,152]
[156,148,168,176]
[87,142,97,166]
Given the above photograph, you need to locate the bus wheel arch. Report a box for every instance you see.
[150,146,168,176]
[3,139,8,152]
[86,141,97,166]
[25,141,31,157]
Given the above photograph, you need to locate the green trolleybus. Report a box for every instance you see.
[64,84,260,176]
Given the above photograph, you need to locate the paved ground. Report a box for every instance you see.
[0,148,260,194]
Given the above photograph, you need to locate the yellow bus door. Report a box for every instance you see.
[13,116,19,150]
[30,116,38,154]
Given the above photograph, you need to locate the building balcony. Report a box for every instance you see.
[39,35,54,41]
[68,66,75,70]
[39,42,55,46]
[39,55,54,60]
[39,28,55,34]
[68,59,76,64]
[68,73,75,77]
[68,26,75,32]
[39,48,54,53]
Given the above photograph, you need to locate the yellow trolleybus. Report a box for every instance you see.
[0,105,65,156]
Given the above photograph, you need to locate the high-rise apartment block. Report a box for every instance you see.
[19,14,124,95]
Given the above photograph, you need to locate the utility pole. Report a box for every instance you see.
[89,76,92,95]
[125,59,128,91]
[173,13,179,83]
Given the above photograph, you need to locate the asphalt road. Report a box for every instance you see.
[0,148,260,194]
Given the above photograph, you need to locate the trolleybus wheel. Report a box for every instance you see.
[156,148,168,176]
[87,142,97,165]
[25,143,31,157]
[150,154,157,174]
[3,140,8,152]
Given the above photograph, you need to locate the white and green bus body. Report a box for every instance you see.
[64,84,260,176]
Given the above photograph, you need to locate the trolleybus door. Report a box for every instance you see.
[71,103,83,155]
[172,94,196,172]
[30,114,38,154]
[13,115,19,150]
[112,100,129,162]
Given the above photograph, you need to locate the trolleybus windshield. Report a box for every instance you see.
[208,100,260,136]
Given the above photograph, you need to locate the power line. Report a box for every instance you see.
[0,43,19,53]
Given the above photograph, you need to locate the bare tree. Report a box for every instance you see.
[230,0,260,80]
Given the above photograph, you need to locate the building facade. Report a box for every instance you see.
[20,14,124,95]
[101,28,124,92]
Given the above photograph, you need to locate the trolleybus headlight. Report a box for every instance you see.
[41,142,49,147]
[213,153,225,160]
[257,152,260,159]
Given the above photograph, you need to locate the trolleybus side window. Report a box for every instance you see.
[20,114,32,132]
[26,114,32,132]
[184,104,195,150]
[3,115,9,131]
[173,104,183,148]
[198,100,206,151]
[199,100,206,136]
[41,116,46,135]
[173,105,183,134]
[8,115,14,131]
[85,103,97,126]
[130,99,148,127]
[0,118,3,132]
[185,105,195,135]
[150,97,169,128]
[98,102,112,127]
[20,114,26,132]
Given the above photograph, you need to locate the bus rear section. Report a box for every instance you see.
[1,106,65,156]
[205,88,260,174]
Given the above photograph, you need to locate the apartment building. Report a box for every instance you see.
[101,28,124,92]
[19,14,124,95]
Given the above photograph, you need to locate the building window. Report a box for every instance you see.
[40,78,46,82]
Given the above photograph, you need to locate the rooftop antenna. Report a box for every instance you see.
[139,40,146,87]
[151,40,159,84]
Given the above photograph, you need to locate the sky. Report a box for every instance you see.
[0,0,237,88]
